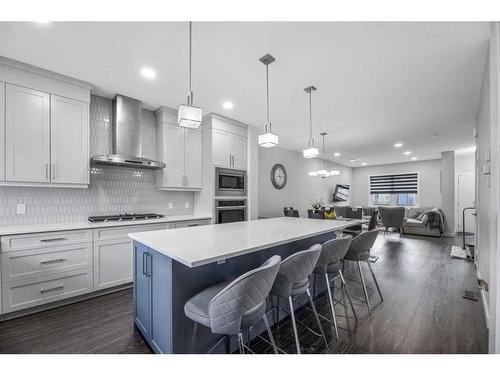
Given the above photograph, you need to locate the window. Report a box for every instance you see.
[369,173,418,207]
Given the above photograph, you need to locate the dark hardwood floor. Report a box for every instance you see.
[0,234,488,354]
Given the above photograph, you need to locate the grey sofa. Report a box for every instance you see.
[403,207,442,237]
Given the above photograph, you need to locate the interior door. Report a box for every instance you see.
[50,95,89,184]
[457,173,475,234]
[5,84,50,182]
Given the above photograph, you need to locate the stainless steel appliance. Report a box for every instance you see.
[215,199,246,224]
[215,168,246,196]
[88,213,164,223]
[91,94,166,169]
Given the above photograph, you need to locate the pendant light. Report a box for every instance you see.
[258,53,278,148]
[308,132,340,178]
[302,85,319,158]
[178,21,202,128]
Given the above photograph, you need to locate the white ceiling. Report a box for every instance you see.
[0,22,489,167]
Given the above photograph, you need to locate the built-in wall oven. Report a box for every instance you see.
[215,199,247,224]
[215,168,246,196]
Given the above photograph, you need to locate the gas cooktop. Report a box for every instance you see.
[88,213,164,223]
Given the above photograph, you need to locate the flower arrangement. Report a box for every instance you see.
[310,198,325,210]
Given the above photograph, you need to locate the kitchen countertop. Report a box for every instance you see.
[0,214,212,236]
[129,217,354,268]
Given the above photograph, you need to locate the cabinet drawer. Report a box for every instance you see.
[2,269,92,313]
[1,229,91,252]
[1,243,91,283]
[93,223,169,241]
[173,220,211,228]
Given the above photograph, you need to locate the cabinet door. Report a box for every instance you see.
[0,82,5,181]
[93,239,133,290]
[159,124,184,188]
[50,95,89,184]
[133,242,151,339]
[184,128,202,189]
[5,84,50,182]
[212,129,231,167]
[232,134,247,170]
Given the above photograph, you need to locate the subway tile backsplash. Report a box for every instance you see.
[0,94,194,226]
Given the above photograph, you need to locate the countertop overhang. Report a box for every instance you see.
[129,217,356,268]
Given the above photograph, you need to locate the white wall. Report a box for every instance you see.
[455,153,476,174]
[441,151,456,235]
[350,159,442,209]
[258,147,352,218]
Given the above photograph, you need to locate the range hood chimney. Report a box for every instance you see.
[91,94,166,169]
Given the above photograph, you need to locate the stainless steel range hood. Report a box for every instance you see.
[91,94,166,169]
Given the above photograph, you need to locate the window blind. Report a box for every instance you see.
[370,173,418,194]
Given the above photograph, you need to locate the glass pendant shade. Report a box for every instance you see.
[308,132,341,178]
[258,123,279,147]
[178,104,202,128]
[303,146,319,158]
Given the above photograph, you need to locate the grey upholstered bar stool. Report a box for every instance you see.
[184,255,281,354]
[269,244,327,354]
[343,230,382,315]
[312,236,356,339]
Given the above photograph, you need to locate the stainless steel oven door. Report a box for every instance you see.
[215,205,247,224]
[215,168,246,196]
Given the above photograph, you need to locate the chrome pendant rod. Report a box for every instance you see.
[187,21,193,106]
[266,63,270,130]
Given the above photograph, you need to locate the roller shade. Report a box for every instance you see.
[370,173,418,194]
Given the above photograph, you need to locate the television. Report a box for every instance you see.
[333,184,350,202]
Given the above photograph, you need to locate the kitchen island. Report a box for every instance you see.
[129,217,358,354]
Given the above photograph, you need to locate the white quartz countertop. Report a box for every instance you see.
[0,214,212,236]
[129,217,355,268]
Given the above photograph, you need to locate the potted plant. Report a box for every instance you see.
[310,198,325,211]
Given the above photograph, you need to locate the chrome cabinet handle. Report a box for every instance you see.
[51,163,56,180]
[40,238,67,243]
[45,163,49,180]
[40,285,64,294]
[142,252,147,275]
[40,258,65,265]
[145,253,152,277]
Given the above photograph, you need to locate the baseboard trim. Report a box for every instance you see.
[476,269,490,329]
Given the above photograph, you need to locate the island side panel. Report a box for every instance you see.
[170,231,336,354]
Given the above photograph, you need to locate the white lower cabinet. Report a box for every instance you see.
[93,238,133,290]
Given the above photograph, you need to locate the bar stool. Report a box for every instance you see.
[184,255,281,354]
[268,244,327,354]
[343,230,382,315]
[312,236,356,339]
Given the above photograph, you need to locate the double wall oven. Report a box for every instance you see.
[215,168,247,223]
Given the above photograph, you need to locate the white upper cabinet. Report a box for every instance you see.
[50,95,89,185]
[212,128,232,167]
[184,128,202,189]
[211,117,248,170]
[155,107,202,191]
[0,58,91,188]
[5,84,50,183]
[0,82,4,181]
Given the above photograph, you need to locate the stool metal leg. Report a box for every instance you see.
[367,261,383,301]
[306,288,329,349]
[262,313,279,354]
[357,261,372,315]
[190,322,198,354]
[238,331,245,354]
[339,269,358,321]
[288,296,301,354]
[324,273,339,339]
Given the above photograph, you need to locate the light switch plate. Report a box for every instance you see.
[185,202,190,209]
[168,202,174,209]
[16,204,26,215]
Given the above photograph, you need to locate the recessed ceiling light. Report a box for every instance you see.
[140,67,156,80]
[411,157,417,161]
[222,101,234,109]
[394,143,403,148]
[334,152,340,157]
[361,162,367,166]
[404,151,411,155]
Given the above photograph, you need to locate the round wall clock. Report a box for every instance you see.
[271,163,287,190]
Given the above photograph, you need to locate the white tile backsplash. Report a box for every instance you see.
[0,94,194,226]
